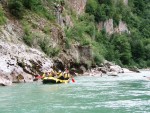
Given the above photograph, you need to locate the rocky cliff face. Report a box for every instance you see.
[0,20,23,42]
[97,0,129,35]
[123,0,128,5]
[65,0,87,15]
[0,20,53,85]
[55,0,87,27]
[98,19,129,35]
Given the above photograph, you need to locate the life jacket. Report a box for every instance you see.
[57,72,63,77]
[64,73,70,79]
[57,72,65,80]
[51,70,57,77]
[48,72,53,77]
[42,73,45,78]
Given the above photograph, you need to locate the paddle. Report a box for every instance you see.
[72,78,75,83]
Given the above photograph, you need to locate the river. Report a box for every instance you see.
[0,71,150,113]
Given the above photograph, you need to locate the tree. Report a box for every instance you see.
[111,35,132,65]
[131,39,145,61]
[23,0,42,10]
[85,0,98,16]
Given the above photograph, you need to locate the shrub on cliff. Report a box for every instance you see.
[39,37,60,57]
[23,30,33,46]
[8,0,24,19]
[23,0,41,10]
[0,5,6,25]
[22,0,55,20]
[85,0,98,16]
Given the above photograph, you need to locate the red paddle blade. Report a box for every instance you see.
[72,78,75,83]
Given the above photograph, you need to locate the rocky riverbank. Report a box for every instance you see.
[0,49,141,86]
[84,61,140,77]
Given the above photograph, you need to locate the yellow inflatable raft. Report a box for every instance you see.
[42,77,70,84]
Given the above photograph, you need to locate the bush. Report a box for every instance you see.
[147,60,150,67]
[43,26,51,34]
[138,59,147,68]
[93,53,104,66]
[111,34,132,65]
[23,34,33,46]
[85,0,98,16]
[0,5,6,25]
[131,39,145,61]
[39,37,60,57]
[80,38,90,46]
[8,0,24,19]
[23,0,55,20]
[22,24,34,46]
[65,38,71,49]
[79,14,95,37]
[91,40,106,64]
[23,0,43,11]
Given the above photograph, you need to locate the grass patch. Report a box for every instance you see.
[39,37,60,57]
[0,5,6,25]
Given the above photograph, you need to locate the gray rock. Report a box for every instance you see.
[0,41,53,85]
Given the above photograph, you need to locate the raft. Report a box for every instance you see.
[42,77,70,84]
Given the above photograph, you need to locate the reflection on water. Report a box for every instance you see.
[0,71,150,113]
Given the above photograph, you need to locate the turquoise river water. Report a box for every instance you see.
[0,71,150,113]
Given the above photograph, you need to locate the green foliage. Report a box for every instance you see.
[92,42,105,65]
[0,5,6,25]
[23,26,34,46]
[85,0,98,16]
[23,34,33,46]
[8,0,55,20]
[110,34,132,65]
[138,59,147,68]
[131,39,145,61]
[95,4,107,22]
[79,14,95,37]
[8,0,24,19]
[133,0,146,16]
[22,21,34,46]
[80,36,91,46]
[84,0,150,68]
[147,60,150,67]
[22,0,55,20]
[39,37,50,55]
[43,26,51,34]
[65,38,71,49]
[93,53,104,65]
[139,19,150,38]
[39,37,60,57]
[97,0,113,5]
[65,13,96,47]
[85,0,128,24]
[23,0,41,10]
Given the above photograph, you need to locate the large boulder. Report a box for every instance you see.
[107,72,118,76]
[122,68,133,73]
[109,65,123,73]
